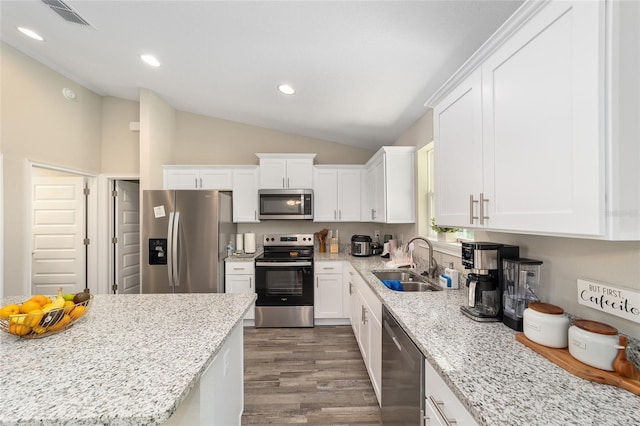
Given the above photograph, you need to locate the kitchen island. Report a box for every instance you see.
[317,252,639,426]
[0,293,256,425]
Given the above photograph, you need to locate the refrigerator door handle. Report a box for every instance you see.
[167,212,175,288]
[172,211,180,287]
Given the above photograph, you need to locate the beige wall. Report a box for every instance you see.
[101,96,140,175]
[139,89,175,190]
[393,109,640,338]
[1,43,103,296]
[174,111,374,165]
[393,109,433,150]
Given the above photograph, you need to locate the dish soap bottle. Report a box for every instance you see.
[226,240,234,258]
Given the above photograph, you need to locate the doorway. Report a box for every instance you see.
[29,164,96,296]
[110,179,140,294]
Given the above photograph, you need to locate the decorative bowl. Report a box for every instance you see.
[0,295,92,339]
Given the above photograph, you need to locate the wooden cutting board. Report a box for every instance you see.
[515,333,640,396]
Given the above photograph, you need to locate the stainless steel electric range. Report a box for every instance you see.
[254,234,315,327]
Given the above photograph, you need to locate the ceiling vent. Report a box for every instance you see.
[41,0,92,27]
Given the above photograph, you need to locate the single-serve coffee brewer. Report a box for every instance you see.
[460,242,519,322]
[502,258,543,331]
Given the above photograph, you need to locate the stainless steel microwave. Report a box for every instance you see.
[258,189,313,220]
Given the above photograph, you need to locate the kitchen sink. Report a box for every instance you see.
[372,270,442,292]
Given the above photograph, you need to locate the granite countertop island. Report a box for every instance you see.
[316,252,639,426]
[0,293,255,425]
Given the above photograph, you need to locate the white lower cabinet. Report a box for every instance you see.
[314,261,344,318]
[347,263,382,405]
[225,261,255,320]
[424,360,477,426]
[166,323,244,425]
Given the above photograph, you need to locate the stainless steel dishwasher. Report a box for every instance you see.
[382,306,424,425]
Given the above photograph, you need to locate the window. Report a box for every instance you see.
[418,142,474,242]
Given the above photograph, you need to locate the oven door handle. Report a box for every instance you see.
[255,261,313,267]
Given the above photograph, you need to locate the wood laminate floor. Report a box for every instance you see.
[242,325,382,425]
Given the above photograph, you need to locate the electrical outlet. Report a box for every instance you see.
[374,230,380,241]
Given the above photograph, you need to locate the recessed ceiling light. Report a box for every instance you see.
[278,84,295,95]
[140,54,160,67]
[17,27,44,42]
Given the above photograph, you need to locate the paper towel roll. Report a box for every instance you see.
[236,233,244,252]
[244,232,256,254]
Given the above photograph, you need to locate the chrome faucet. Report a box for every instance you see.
[406,236,438,279]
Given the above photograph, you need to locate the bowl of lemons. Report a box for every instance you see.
[0,289,91,338]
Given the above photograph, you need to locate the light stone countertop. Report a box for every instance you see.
[315,251,640,426]
[0,292,256,426]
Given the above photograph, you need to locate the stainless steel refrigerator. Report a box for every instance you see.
[141,190,236,293]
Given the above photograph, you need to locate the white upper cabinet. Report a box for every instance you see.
[256,153,316,189]
[313,166,363,222]
[428,0,638,240]
[365,146,415,224]
[481,0,604,235]
[232,167,260,223]
[433,70,483,228]
[164,166,232,190]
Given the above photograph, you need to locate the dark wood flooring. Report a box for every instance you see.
[242,325,382,425]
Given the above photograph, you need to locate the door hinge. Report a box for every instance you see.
[112,283,118,292]
[111,190,118,197]
[83,187,90,196]
[111,237,118,244]
[83,238,90,245]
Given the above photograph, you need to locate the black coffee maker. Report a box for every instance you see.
[460,242,519,322]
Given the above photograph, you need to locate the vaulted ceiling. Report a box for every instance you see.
[1,0,523,150]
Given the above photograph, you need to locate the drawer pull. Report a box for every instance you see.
[429,395,457,426]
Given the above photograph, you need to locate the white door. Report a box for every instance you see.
[31,176,85,296]
[115,180,140,294]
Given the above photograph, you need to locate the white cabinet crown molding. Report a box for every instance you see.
[424,0,549,108]
[255,153,317,160]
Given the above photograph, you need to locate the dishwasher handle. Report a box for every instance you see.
[383,319,403,352]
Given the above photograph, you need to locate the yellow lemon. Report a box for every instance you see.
[9,322,31,336]
[20,300,42,314]
[63,300,75,314]
[0,304,20,319]
[69,305,86,320]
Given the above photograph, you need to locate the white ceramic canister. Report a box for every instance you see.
[568,320,620,371]
[523,302,570,348]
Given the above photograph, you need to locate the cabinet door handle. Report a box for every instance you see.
[282,177,285,188]
[339,210,342,220]
[249,277,252,289]
[287,177,290,188]
[361,305,368,324]
[334,210,337,220]
[349,282,353,295]
[429,396,457,426]
[316,277,319,288]
[479,192,489,225]
[199,177,203,188]
[195,178,198,188]
[469,194,478,224]
[254,210,257,220]
[371,208,376,220]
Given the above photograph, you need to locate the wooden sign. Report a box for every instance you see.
[577,279,640,324]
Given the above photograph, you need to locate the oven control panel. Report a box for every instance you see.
[263,234,314,247]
